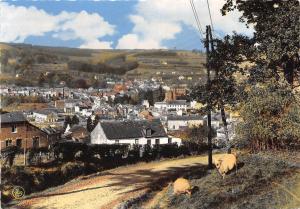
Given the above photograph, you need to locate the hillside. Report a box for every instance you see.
[0,43,206,87]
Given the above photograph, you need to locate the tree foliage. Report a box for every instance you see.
[236,80,300,151]
[176,124,216,145]
[222,0,300,82]
[191,34,253,110]
[71,115,80,126]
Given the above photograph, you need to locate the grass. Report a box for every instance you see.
[90,52,126,64]
[134,152,300,209]
[0,43,14,50]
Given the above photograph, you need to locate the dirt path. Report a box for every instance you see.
[10,154,221,209]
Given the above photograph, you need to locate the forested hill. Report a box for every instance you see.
[0,43,206,87]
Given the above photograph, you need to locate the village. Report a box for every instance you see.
[0,78,237,157]
[1,0,300,209]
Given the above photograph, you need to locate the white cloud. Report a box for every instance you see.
[117,15,181,49]
[0,3,59,42]
[79,39,113,49]
[117,0,253,49]
[0,3,115,49]
[117,34,163,49]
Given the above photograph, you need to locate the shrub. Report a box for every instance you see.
[1,166,35,194]
[153,143,179,158]
[52,141,89,161]
[60,162,85,179]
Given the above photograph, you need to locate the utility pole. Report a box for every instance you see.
[206,25,213,168]
[208,25,231,154]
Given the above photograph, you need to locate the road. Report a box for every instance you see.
[10,155,218,209]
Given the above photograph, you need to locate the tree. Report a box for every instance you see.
[94,115,100,127]
[236,79,300,151]
[222,0,300,84]
[158,85,165,101]
[71,115,79,126]
[73,79,89,89]
[191,33,253,153]
[64,116,72,129]
[0,49,9,66]
[179,124,217,145]
[38,73,46,86]
[86,116,94,132]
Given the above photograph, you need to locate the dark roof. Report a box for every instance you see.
[100,119,167,140]
[69,125,88,133]
[41,126,62,135]
[33,108,62,115]
[1,112,27,124]
[168,115,203,121]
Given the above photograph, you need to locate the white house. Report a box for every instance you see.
[32,109,59,123]
[167,100,188,111]
[91,119,181,146]
[167,115,204,131]
[154,102,167,110]
[154,100,188,111]
[142,100,150,109]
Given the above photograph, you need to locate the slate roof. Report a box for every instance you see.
[1,112,27,124]
[69,125,88,134]
[41,126,62,135]
[100,119,167,140]
[33,108,62,115]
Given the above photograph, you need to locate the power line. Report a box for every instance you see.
[190,0,204,36]
[189,0,204,40]
[206,0,215,35]
[172,31,205,50]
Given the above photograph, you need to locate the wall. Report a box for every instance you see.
[0,122,49,150]
[90,123,108,144]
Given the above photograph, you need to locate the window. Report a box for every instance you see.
[115,140,119,144]
[11,124,17,133]
[33,137,39,148]
[146,129,152,137]
[135,139,139,144]
[16,139,22,148]
[168,138,172,144]
[5,139,12,147]
[155,138,160,145]
[147,139,151,145]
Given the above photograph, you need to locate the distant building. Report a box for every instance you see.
[167,115,204,131]
[91,119,181,146]
[142,100,150,108]
[154,100,188,111]
[64,125,90,143]
[32,109,60,123]
[139,110,154,120]
[165,87,187,101]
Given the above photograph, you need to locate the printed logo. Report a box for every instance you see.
[11,186,25,199]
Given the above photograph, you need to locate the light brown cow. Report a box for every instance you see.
[214,153,237,179]
[173,178,192,196]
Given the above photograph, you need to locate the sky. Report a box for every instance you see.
[0,0,253,50]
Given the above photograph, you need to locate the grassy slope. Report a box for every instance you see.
[136,152,300,209]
